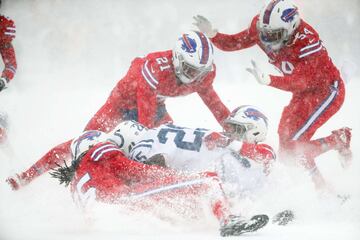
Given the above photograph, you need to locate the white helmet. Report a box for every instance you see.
[224,105,268,143]
[258,0,300,51]
[70,130,108,161]
[108,120,148,155]
[172,30,214,84]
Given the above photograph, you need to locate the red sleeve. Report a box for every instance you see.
[210,16,258,52]
[197,71,230,126]
[136,76,158,128]
[18,139,73,184]
[0,16,17,81]
[269,56,322,92]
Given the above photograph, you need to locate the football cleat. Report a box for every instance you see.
[272,210,295,226]
[220,214,269,237]
[331,127,352,168]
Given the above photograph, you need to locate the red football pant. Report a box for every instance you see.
[277,80,345,187]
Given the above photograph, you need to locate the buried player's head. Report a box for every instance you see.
[223,105,268,143]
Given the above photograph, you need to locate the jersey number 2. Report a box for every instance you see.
[156,57,171,71]
[157,125,206,152]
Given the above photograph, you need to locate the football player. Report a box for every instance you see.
[193,0,352,189]
[50,130,269,237]
[109,106,276,196]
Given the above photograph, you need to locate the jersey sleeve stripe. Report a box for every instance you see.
[91,143,120,161]
[93,148,123,161]
[5,66,16,74]
[300,41,321,52]
[299,41,323,58]
[141,60,158,89]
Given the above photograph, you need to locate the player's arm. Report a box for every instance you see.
[240,142,276,175]
[0,42,16,81]
[194,15,258,51]
[7,139,72,190]
[247,54,322,92]
[136,79,158,128]
[268,57,320,92]
[0,17,17,91]
[197,72,230,126]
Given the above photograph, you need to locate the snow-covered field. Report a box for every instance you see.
[1,0,359,239]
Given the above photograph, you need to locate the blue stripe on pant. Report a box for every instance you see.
[292,81,339,141]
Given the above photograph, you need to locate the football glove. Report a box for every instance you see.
[246,60,271,85]
[193,15,218,38]
[6,174,25,191]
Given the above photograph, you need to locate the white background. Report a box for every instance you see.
[0,0,359,239]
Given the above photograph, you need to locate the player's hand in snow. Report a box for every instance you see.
[193,15,218,38]
[6,174,26,191]
[246,60,271,85]
[0,77,8,92]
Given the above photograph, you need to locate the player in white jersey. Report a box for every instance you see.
[109,105,276,196]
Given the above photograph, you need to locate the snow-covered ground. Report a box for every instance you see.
[1,0,359,239]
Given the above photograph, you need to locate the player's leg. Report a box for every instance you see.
[294,80,348,166]
[304,127,351,163]
[278,80,346,188]
[123,166,268,236]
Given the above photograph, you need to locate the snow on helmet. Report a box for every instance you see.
[108,120,148,155]
[70,130,108,161]
[172,30,214,84]
[224,105,268,143]
[258,0,300,51]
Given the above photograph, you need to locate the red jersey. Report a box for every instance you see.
[70,141,169,205]
[70,141,218,209]
[110,50,230,128]
[0,15,17,81]
[211,15,341,96]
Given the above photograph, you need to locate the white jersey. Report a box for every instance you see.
[128,124,268,194]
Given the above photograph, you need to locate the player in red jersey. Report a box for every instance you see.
[0,8,17,143]
[50,130,269,236]
[7,31,230,190]
[193,0,352,189]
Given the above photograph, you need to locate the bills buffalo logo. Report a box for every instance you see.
[180,34,197,53]
[244,108,268,126]
[281,7,298,23]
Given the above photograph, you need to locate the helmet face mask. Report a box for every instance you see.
[176,55,212,83]
[173,31,214,84]
[224,122,251,141]
[224,106,268,143]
